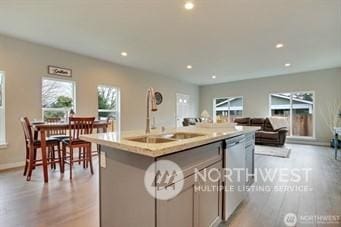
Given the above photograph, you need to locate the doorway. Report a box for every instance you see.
[176,93,191,127]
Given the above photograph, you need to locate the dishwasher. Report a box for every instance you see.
[223,135,246,221]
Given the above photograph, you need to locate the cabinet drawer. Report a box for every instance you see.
[158,142,223,178]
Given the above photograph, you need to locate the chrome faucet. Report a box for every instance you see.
[146,88,158,134]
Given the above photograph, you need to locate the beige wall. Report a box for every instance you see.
[0,34,199,166]
[200,68,341,143]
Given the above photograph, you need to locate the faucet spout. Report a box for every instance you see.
[146,88,158,134]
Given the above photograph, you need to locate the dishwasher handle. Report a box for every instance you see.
[226,139,245,148]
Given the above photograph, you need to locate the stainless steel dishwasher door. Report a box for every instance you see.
[224,135,246,221]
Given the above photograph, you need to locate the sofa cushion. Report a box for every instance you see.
[260,131,279,140]
[264,118,274,131]
[250,118,265,130]
[234,117,250,126]
[255,131,264,138]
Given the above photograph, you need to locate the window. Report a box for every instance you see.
[270,92,314,137]
[0,72,5,145]
[97,85,119,131]
[213,97,243,123]
[42,78,75,121]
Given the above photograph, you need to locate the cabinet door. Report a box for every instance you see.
[157,174,199,227]
[197,162,222,227]
[157,161,223,227]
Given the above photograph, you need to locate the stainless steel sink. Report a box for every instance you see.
[160,132,206,140]
[126,136,175,143]
[125,132,206,144]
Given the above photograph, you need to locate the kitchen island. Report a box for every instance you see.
[81,126,258,227]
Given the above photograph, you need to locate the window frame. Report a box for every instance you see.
[0,71,6,147]
[268,91,316,139]
[97,84,120,132]
[41,76,76,120]
[213,96,244,123]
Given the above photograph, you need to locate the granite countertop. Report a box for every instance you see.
[80,126,259,158]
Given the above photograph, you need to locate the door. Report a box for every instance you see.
[176,93,191,127]
[97,85,120,132]
[197,162,223,227]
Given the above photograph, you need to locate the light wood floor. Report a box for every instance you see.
[223,144,341,227]
[0,144,340,227]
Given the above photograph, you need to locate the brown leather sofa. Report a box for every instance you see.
[234,117,288,146]
[182,118,202,126]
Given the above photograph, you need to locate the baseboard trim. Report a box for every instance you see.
[210,217,222,227]
[0,161,25,171]
[287,140,329,147]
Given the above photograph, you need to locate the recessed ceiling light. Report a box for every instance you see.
[121,52,128,56]
[212,75,216,79]
[285,63,291,67]
[276,43,284,48]
[187,65,192,69]
[184,2,194,10]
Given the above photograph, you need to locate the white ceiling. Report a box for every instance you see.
[0,0,340,85]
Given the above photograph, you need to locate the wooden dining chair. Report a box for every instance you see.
[20,117,63,181]
[62,117,95,180]
[46,117,68,140]
[45,117,69,169]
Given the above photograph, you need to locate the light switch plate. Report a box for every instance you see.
[100,151,106,168]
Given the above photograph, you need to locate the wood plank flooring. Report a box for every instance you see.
[0,144,340,227]
[0,162,99,227]
[223,144,341,227]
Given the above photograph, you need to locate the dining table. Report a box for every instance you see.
[32,120,109,183]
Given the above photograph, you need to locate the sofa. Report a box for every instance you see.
[234,117,288,146]
[182,118,202,126]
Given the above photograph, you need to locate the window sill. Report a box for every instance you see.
[0,143,8,149]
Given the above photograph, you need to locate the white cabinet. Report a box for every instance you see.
[157,161,222,227]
